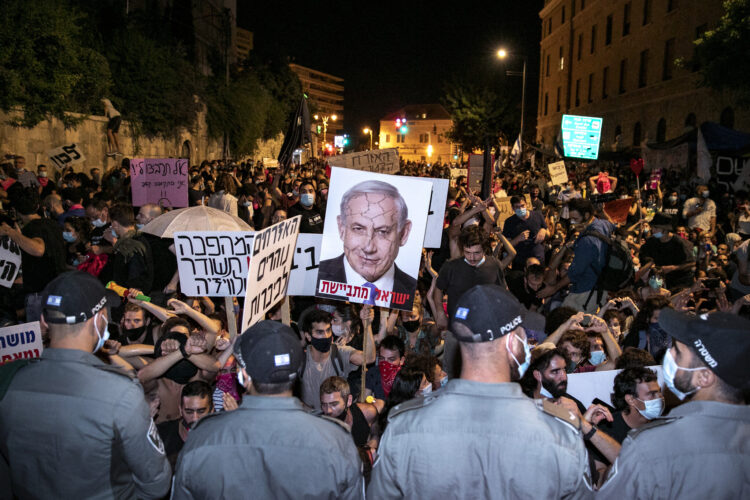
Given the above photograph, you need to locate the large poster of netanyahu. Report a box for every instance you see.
[316,167,432,311]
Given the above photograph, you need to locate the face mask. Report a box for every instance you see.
[402,319,420,332]
[464,256,485,268]
[136,223,145,230]
[379,360,401,397]
[648,276,664,289]
[91,218,106,228]
[636,397,664,420]
[540,386,554,398]
[421,385,433,396]
[62,231,76,243]
[110,227,117,239]
[241,200,251,207]
[237,368,246,387]
[653,232,663,239]
[662,349,704,400]
[310,335,332,353]
[514,208,527,218]
[300,193,314,207]
[331,323,345,337]
[38,172,47,178]
[123,325,147,341]
[506,334,531,379]
[589,350,606,366]
[669,196,678,203]
[565,359,579,374]
[440,375,448,388]
[702,190,710,198]
[93,312,110,353]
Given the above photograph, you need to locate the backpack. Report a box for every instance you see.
[329,343,345,377]
[582,228,634,307]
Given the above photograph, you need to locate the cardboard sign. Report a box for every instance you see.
[316,167,432,311]
[262,158,279,168]
[287,233,322,296]
[415,177,449,248]
[450,168,468,179]
[130,158,189,208]
[47,143,86,170]
[567,365,663,408]
[0,321,42,365]
[0,237,22,288]
[548,161,568,186]
[174,231,255,296]
[603,198,635,224]
[328,148,399,174]
[240,216,301,331]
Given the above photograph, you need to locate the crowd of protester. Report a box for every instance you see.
[0,149,748,498]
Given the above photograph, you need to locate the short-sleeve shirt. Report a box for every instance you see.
[301,345,356,410]
[682,197,716,232]
[502,211,548,265]
[638,235,695,290]
[730,240,750,295]
[436,256,506,318]
[21,218,67,292]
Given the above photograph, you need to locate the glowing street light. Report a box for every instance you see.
[313,114,338,156]
[497,48,508,59]
[496,47,527,157]
[363,127,373,150]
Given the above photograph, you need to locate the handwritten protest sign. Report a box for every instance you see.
[642,143,688,172]
[240,216,301,331]
[130,158,189,208]
[288,233,322,296]
[0,321,42,365]
[262,158,279,168]
[174,231,255,296]
[328,148,399,174]
[0,237,22,288]
[450,168,468,179]
[603,198,634,224]
[548,161,568,186]
[47,143,86,170]
[492,194,531,227]
[567,365,663,408]
[418,177,449,248]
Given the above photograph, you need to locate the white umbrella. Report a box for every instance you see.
[141,206,252,238]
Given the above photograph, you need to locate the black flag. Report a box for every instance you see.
[277,95,312,171]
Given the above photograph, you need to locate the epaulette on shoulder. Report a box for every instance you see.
[388,391,440,422]
[537,398,582,434]
[627,416,679,439]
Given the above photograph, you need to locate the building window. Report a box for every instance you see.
[667,0,676,12]
[386,134,391,143]
[577,33,583,61]
[656,118,667,142]
[556,86,561,112]
[437,134,443,143]
[591,25,597,54]
[602,67,609,99]
[619,59,627,94]
[559,46,565,71]
[575,79,581,107]
[572,0,576,16]
[639,49,649,88]
[643,0,652,25]
[544,93,549,116]
[546,54,551,77]
[623,2,631,36]
[562,5,566,24]
[605,14,613,45]
[684,113,696,128]
[662,38,675,80]
[633,122,642,146]
[720,107,735,129]
[587,73,594,103]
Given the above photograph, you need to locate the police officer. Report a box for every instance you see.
[368,284,594,498]
[598,310,750,498]
[0,271,171,499]
[172,320,364,499]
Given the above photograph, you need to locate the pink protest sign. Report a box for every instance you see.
[130,158,189,207]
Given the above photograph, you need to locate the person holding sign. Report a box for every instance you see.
[317,180,417,309]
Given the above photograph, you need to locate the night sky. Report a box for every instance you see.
[240,1,541,142]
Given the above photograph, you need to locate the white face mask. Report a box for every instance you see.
[421,384,433,396]
[93,312,109,353]
[589,350,606,366]
[540,386,554,399]
[506,333,531,379]
[331,323,345,337]
[91,218,106,228]
[662,349,705,400]
[635,397,664,420]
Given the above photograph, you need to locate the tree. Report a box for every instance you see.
[0,0,112,127]
[441,78,519,153]
[690,0,750,104]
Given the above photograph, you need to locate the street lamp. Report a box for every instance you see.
[363,127,373,150]
[314,113,337,155]
[497,48,527,156]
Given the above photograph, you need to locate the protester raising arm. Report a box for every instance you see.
[586,315,622,371]
[491,231,517,270]
[168,298,220,347]
[137,335,218,383]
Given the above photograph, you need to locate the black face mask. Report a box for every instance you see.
[335,407,349,422]
[123,325,147,341]
[402,319,421,332]
[310,335,333,353]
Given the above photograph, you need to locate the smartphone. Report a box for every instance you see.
[703,278,720,289]
[580,315,592,327]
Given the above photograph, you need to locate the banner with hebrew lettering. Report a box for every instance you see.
[316,167,432,311]
[548,161,568,186]
[47,143,86,171]
[240,216,301,332]
[0,321,42,365]
[288,233,322,296]
[327,148,399,174]
[174,231,255,297]
[0,236,22,288]
[129,158,189,208]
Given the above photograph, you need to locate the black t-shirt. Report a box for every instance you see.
[288,203,324,233]
[639,235,694,290]
[598,410,633,445]
[156,418,184,469]
[507,273,543,310]
[188,188,204,207]
[502,211,547,266]
[21,218,67,293]
[436,256,506,318]
[142,233,176,293]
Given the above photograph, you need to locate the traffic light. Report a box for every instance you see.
[343,136,350,146]
[317,125,322,134]
[396,118,408,134]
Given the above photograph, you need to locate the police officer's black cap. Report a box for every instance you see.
[659,309,750,389]
[450,285,527,343]
[233,320,304,384]
[41,271,121,324]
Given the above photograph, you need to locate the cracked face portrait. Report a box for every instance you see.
[337,181,412,283]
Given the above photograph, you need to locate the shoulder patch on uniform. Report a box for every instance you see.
[317,413,352,433]
[147,418,165,455]
[388,392,439,421]
[538,398,582,433]
[627,416,679,439]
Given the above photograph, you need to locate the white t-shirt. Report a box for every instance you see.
[730,240,750,294]
[682,197,716,232]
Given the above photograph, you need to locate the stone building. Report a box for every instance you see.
[379,104,456,163]
[536,0,747,152]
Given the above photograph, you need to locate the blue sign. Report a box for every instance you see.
[561,114,603,160]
